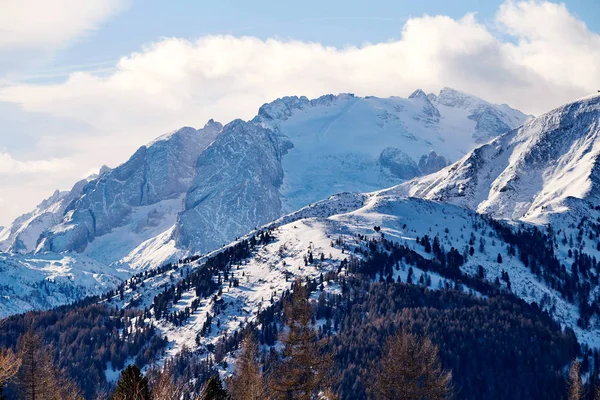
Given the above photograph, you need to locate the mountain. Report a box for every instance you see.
[0,186,587,398]
[0,176,95,253]
[0,252,124,318]
[0,88,527,317]
[392,93,600,225]
[428,87,529,143]
[36,121,222,263]
[176,89,528,253]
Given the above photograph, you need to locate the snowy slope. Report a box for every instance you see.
[0,88,527,318]
[393,93,600,225]
[109,190,600,371]
[0,252,125,318]
[176,89,528,254]
[0,173,102,253]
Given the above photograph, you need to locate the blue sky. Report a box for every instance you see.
[22,0,600,83]
[1,0,600,225]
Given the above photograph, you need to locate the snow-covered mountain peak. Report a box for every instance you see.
[254,96,311,123]
[408,88,428,100]
[36,122,222,257]
[203,118,223,130]
[174,90,527,254]
[147,122,222,148]
[393,93,600,224]
[433,86,480,109]
[253,93,362,125]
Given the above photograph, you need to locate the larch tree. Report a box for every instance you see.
[16,331,57,400]
[0,347,20,399]
[567,359,583,400]
[148,365,185,400]
[228,334,264,400]
[370,329,452,400]
[268,279,333,400]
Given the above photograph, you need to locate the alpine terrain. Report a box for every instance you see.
[0,88,528,317]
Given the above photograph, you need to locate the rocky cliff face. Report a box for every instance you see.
[37,121,222,255]
[418,151,450,175]
[174,89,528,253]
[176,120,289,251]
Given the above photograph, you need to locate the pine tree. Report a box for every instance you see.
[370,329,452,400]
[200,375,229,400]
[567,359,583,400]
[112,365,151,400]
[228,334,264,400]
[269,279,333,400]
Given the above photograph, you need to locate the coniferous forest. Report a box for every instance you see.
[0,227,593,399]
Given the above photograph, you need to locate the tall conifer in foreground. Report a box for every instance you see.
[269,279,333,400]
[112,364,151,400]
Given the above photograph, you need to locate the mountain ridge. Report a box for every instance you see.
[391,93,600,224]
[0,87,528,317]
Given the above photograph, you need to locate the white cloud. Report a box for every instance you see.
[0,0,128,75]
[0,0,127,48]
[0,152,74,175]
[0,0,599,225]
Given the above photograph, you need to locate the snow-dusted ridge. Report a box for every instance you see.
[107,190,600,371]
[176,88,528,254]
[0,88,528,318]
[392,93,600,225]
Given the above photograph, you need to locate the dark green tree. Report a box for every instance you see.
[112,365,151,400]
[200,375,230,400]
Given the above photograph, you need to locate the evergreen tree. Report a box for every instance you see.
[112,365,151,400]
[200,375,229,400]
[269,279,333,399]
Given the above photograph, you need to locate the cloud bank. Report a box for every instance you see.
[0,0,128,76]
[0,0,599,224]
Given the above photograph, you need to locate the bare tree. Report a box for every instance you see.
[268,279,333,400]
[51,367,84,400]
[148,365,185,400]
[370,329,452,400]
[0,347,21,397]
[0,348,21,385]
[15,331,82,400]
[228,334,264,400]
[16,331,56,400]
[567,359,583,400]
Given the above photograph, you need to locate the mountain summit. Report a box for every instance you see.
[0,88,527,316]
[175,89,527,253]
[393,93,600,224]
